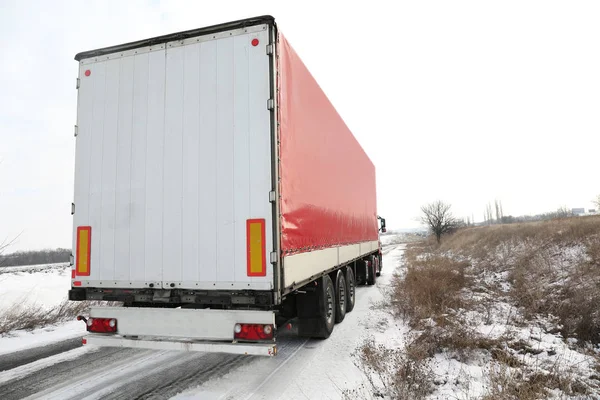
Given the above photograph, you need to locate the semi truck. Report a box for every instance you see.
[69,15,386,356]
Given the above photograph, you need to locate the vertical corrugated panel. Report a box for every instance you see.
[129,52,149,283]
[197,40,218,283]
[99,59,120,280]
[163,45,185,285]
[114,56,134,281]
[144,49,166,283]
[88,61,106,278]
[182,42,201,283]
[215,37,236,284]
[233,35,251,283]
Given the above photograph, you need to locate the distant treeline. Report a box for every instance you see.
[0,248,70,267]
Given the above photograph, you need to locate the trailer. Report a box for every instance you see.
[69,15,386,356]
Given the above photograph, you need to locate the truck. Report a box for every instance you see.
[69,15,386,356]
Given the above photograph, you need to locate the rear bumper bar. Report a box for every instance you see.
[84,335,277,356]
[84,306,277,356]
[89,306,275,340]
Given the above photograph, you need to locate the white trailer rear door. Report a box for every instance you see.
[73,24,274,291]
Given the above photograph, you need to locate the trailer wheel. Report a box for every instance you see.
[366,259,376,286]
[345,267,356,313]
[375,255,382,277]
[297,274,336,339]
[334,270,347,323]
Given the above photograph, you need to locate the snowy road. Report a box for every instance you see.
[0,244,406,400]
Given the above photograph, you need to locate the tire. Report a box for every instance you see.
[334,270,347,323]
[376,255,382,277]
[345,267,356,313]
[297,274,336,339]
[366,260,376,286]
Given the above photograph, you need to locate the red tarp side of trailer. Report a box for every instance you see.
[277,33,378,254]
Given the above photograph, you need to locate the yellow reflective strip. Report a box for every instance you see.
[77,228,90,275]
[249,222,264,274]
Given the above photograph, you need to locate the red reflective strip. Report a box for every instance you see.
[73,281,82,286]
[71,270,76,279]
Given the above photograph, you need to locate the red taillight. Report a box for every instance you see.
[234,323,274,341]
[86,317,117,333]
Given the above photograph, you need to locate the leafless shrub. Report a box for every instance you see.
[0,300,121,335]
[483,359,594,400]
[394,252,468,326]
[353,337,433,400]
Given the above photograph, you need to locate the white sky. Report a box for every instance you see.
[1,0,599,251]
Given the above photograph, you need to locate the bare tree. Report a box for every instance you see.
[485,203,493,225]
[494,200,500,224]
[0,236,18,267]
[593,195,600,210]
[421,200,458,244]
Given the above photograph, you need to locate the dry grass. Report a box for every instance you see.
[388,216,600,399]
[0,300,121,335]
[394,249,468,326]
[351,337,433,400]
[440,215,600,256]
[436,216,600,344]
[483,362,594,400]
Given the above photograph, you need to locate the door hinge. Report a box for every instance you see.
[74,125,78,137]
[270,251,278,264]
[71,203,75,215]
[269,190,276,202]
[266,44,274,55]
[76,78,80,89]
[267,99,275,111]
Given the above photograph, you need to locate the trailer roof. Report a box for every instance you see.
[74,15,275,61]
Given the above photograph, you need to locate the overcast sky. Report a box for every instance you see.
[1,0,599,251]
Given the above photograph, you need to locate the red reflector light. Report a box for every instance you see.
[85,69,91,76]
[234,324,274,341]
[73,281,82,287]
[82,338,87,345]
[251,38,259,47]
[86,317,117,333]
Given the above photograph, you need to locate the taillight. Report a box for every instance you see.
[86,317,117,333]
[234,323,274,341]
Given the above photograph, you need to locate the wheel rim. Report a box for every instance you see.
[326,285,334,325]
[348,273,355,305]
[339,278,346,313]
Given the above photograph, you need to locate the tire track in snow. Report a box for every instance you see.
[0,337,82,372]
[0,347,146,400]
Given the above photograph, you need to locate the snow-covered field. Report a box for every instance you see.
[396,219,600,399]
[0,238,410,399]
[0,263,71,313]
